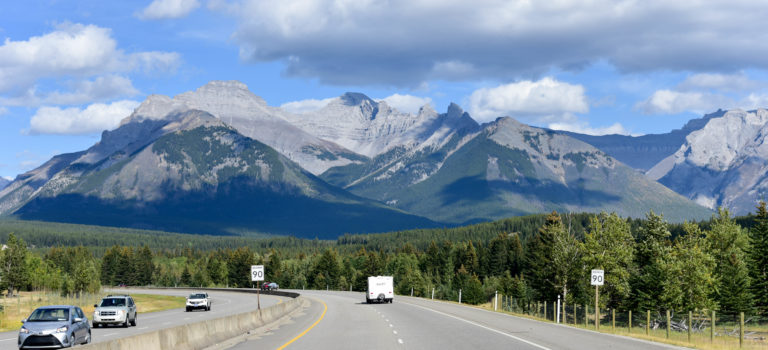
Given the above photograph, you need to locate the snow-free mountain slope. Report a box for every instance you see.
[648,109,768,214]
[323,116,711,224]
[123,81,364,175]
[10,110,437,237]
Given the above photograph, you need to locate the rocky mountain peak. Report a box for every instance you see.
[339,92,375,106]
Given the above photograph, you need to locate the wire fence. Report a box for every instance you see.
[492,294,767,349]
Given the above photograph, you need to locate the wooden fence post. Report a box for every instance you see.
[646,310,650,335]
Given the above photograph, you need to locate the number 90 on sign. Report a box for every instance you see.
[591,269,604,286]
[251,265,264,282]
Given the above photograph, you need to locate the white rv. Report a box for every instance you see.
[366,276,394,303]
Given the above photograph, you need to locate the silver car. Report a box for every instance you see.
[92,295,137,327]
[18,305,91,349]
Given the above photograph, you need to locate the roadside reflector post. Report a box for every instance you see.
[556,295,561,324]
[494,291,498,311]
[666,310,670,338]
[431,288,435,300]
[629,310,632,333]
[458,289,462,304]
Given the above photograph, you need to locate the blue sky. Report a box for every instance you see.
[2,0,768,180]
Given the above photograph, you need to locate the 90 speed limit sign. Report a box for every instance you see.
[251,265,264,282]
[591,269,604,286]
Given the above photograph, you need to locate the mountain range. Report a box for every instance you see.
[0,177,9,191]
[2,80,745,237]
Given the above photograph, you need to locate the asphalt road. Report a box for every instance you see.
[0,288,285,350]
[226,290,688,350]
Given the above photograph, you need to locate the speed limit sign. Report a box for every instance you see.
[591,269,604,286]
[251,265,264,282]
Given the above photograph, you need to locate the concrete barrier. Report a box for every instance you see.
[81,289,302,350]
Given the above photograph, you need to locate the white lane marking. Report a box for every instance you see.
[0,338,15,342]
[403,302,552,350]
[398,339,403,344]
[393,331,398,334]
[389,324,393,328]
[162,322,171,325]
[385,319,389,322]
[138,327,148,330]
[102,333,118,337]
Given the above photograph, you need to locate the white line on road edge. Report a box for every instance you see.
[393,331,397,334]
[398,339,403,344]
[0,338,14,342]
[402,301,551,350]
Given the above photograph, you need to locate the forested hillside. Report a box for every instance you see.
[1,205,767,320]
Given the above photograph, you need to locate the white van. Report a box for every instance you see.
[366,276,394,303]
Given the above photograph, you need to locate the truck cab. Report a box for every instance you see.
[366,276,393,304]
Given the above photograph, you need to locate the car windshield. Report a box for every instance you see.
[99,298,126,307]
[27,308,69,322]
[189,294,206,299]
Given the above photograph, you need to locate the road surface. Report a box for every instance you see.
[226,290,687,350]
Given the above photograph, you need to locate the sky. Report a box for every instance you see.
[2,0,768,180]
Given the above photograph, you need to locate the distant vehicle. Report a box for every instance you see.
[92,295,137,328]
[261,282,278,291]
[366,276,394,304]
[186,293,211,312]
[19,305,91,349]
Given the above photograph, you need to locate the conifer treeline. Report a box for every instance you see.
[1,204,767,318]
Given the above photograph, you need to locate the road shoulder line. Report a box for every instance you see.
[400,300,551,350]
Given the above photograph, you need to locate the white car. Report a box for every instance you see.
[186,293,211,312]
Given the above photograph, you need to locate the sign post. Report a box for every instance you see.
[591,269,604,329]
[251,265,264,313]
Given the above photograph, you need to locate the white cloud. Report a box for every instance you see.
[636,90,729,115]
[548,121,630,136]
[378,94,432,114]
[0,23,179,105]
[29,100,140,135]
[468,78,589,122]
[676,73,761,92]
[138,0,200,20]
[2,75,139,107]
[281,97,335,114]
[218,0,768,86]
[0,107,7,116]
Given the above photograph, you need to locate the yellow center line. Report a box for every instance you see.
[276,298,327,350]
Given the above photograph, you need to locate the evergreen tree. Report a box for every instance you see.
[135,245,155,286]
[100,246,120,286]
[525,212,559,301]
[707,208,752,313]
[630,211,671,311]
[748,201,768,315]
[312,249,341,289]
[2,233,28,296]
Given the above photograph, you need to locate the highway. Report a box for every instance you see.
[225,290,687,350]
[0,288,285,350]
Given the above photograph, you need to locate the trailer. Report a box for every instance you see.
[366,276,394,304]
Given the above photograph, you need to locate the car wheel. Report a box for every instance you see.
[68,334,76,347]
[130,313,137,326]
[123,317,130,327]
[86,330,92,344]
[93,322,100,328]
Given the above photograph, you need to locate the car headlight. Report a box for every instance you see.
[55,326,68,333]
[20,327,29,334]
